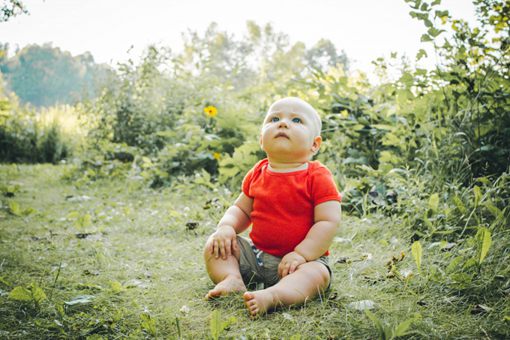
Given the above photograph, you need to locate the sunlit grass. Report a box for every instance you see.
[0,164,507,339]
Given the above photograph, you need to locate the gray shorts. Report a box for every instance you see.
[237,236,332,289]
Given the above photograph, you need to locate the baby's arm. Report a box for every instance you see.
[279,201,341,277]
[295,201,341,260]
[207,193,253,260]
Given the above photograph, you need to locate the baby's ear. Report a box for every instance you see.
[311,136,322,154]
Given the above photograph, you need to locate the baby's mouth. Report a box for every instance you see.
[275,132,290,139]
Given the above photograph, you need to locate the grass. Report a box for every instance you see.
[0,164,508,339]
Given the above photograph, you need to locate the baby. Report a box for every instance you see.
[204,97,341,317]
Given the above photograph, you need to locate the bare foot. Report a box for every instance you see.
[243,290,277,317]
[205,275,247,300]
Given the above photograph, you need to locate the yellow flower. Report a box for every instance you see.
[213,152,221,160]
[204,106,218,118]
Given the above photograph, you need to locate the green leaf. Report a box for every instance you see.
[416,49,428,60]
[435,10,449,18]
[394,318,413,336]
[427,27,444,37]
[477,227,492,264]
[30,283,47,304]
[428,193,439,212]
[110,281,125,293]
[484,202,502,219]
[210,310,222,340]
[9,286,32,301]
[420,34,433,42]
[365,310,385,338]
[452,195,467,214]
[411,241,423,272]
[473,185,482,207]
[463,258,478,270]
[140,312,157,337]
[446,256,463,272]
[8,201,22,216]
[394,314,421,336]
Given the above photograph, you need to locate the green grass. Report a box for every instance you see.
[0,164,508,339]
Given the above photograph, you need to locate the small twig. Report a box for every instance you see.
[48,261,62,302]
[459,207,477,237]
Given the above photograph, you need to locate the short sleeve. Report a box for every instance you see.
[241,159,267,198]
[310,166,342,206]
[241,167,255,198]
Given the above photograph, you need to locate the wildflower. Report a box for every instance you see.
[213,152,221,160]
[204,106,218,118]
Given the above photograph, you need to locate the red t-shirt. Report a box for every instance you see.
[242,158,341,257]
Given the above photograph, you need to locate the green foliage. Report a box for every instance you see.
[9,283,47,308]
[1,9,509,338]
[140,312,157,337]
[411,241,423,272]
[1,164,508,338]
[365,310,421,340]
[82,22,347,186]
[476,226,492,264]
[404,0,510,179]
[0,43,111,107]
[36,123,68,163]
[209,310,237,340]
[219,140,265,189]
[7,200,36,216]
[0,110,71,163]
[0,0,28,22]
[0,79,82,163]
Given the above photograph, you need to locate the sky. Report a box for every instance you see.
[0,0,477,73]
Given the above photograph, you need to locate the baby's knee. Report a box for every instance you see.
[299,262,330,286]
[203,237,213,260]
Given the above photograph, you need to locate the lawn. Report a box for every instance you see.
[0,164,507,339]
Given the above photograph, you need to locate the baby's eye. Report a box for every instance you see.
[292,117,302,123]
[270,117,280,122]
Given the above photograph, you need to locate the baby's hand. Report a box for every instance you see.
[278,251,306,278]
[206,225,238,260]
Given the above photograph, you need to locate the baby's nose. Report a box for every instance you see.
[278,119,289,128]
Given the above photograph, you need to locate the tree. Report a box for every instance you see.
[1,0,27,22]
[0,43,111,106]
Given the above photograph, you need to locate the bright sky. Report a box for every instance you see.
[1,0,476,73]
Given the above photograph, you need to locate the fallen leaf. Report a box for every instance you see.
[336,256,350,264]
[180,305,190,314]
[66,195,92,202]
[282,312,293,321]
[64,295,95,306]
[186,222,198,230]
[347,300,376,311]
[334,237,351,244]
[75,233,93,239]
[471,304,493,314]
[83,269,100,276]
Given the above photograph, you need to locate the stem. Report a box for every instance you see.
[48,261,62,302]
[459,207,477,237]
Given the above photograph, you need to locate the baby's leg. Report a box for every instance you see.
[204,244,246,299]
[243,262,329,316]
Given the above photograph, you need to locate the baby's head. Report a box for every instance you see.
[266,97,322,138]
[260,97,323,162]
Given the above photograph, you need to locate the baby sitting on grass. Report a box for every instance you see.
[204,97,341,317]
